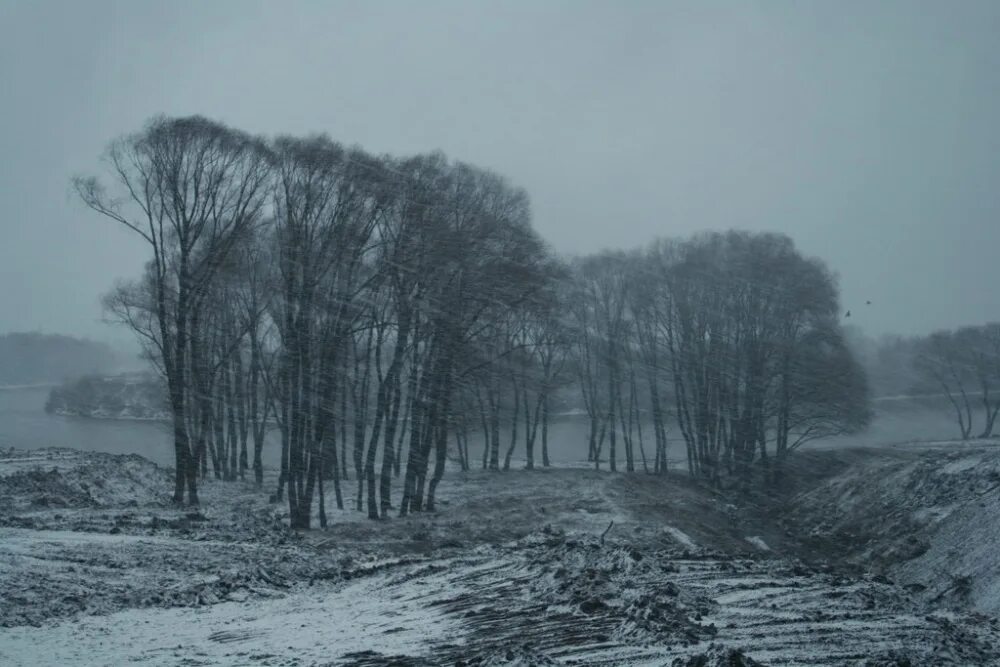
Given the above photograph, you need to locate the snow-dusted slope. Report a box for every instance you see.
[787,443,1000,614]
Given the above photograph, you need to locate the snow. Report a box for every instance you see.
[4,445,1000,664]
[6,542,996,666]
[663,525,698,550]
[942,455,983,474]
[0,569,461,666]
[787,442,1000,615]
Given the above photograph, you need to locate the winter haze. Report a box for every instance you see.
[2,0,1000,339]
[4,2,1000,666]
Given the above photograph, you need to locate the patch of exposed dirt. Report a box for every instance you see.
[0,448,400,628]
[671,644,764,667]
[0,447,171,513]
[0,526,362,627]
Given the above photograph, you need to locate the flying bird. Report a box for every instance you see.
[866,300,872,305]
[845,310,851,318]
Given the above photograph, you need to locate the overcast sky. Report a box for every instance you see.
[1,0,999,344]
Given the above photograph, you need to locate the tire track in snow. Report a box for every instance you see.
[344,547,1000,665]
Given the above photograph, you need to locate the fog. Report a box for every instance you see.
[7,5,1000,663]
[2,0,1000,343]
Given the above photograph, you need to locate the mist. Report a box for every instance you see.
[4,3,1000,665]
[3,0,1000,343]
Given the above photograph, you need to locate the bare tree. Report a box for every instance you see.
[267,137,387,529]
[78,116,269,504]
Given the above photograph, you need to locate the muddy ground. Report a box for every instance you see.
[1,445,1000,665]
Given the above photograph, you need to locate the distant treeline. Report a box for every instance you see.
[847,325,1000,440]
[45,372,168,420]
[0,332,119,386]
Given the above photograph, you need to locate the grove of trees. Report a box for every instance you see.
[846,324,1000,441]
[568,234,871,482]
[77,115,872,526]
[912,324,1000,440]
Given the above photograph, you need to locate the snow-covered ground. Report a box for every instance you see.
[786,443,1000,615]
[0,559,461,666]
[2,445,1000,665]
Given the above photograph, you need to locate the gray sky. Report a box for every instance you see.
[1,0,999,344]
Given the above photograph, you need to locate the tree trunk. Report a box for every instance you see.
[235,344,249,480]
[488,387,501,470]
[502,380,521,470]
[426,353,453,511]
[170,391,190,504]
[250,335,265,486]
[379,372,403,517]
[525,385,543,470]
[541,393,551,467]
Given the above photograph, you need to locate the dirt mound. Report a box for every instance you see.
[0,448,359,628]
[518,526,716,645]
[459,644,559,666]
[407,527,722,664]
[786,447,1000,565]
[0,527,330,627]
[784,445,1000,614]
[0,447,171,514]
[671,644,763,667]
[856,650,917,666]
